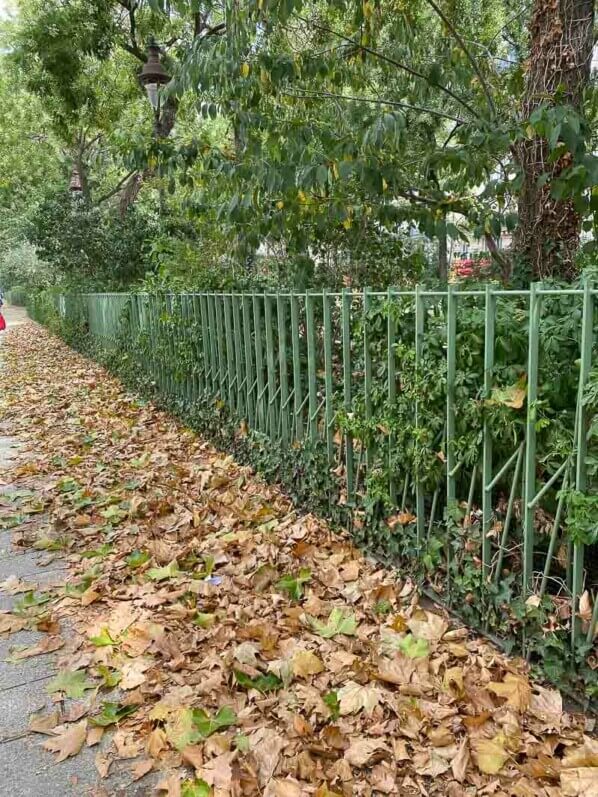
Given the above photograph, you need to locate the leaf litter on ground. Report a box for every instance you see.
[0,323,596,796]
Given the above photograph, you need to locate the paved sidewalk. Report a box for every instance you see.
[0,308,153,796]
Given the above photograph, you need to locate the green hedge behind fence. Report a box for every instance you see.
[28,286,598,699]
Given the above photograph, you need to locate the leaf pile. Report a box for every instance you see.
[0,324,595,796]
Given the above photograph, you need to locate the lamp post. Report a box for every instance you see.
[139,39,170,213]
[139,39,171,136]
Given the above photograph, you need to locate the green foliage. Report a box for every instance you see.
[27,194,159,290]
[234,670,283,693]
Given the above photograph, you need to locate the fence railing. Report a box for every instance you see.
[29,286,598,683]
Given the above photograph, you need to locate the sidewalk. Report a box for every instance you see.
[0,319,595,797]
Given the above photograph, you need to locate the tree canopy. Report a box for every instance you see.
[0,0,596,291]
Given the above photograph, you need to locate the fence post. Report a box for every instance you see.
[363,287,373,471]
[523,282,541,595]
[572,279,594,648]
[290,292,303,441]
[387,286,397,507]
[445,284,457,595]
[264,293,277,438]
[342,289,355,507]
[323,289,334,463]
[482,285,495,579]
[277,294,289,444]
[306,291,318,442]
[224,295,235,410]
[243,294,255,428]
[415,285,425,550]
[253,294,266,432]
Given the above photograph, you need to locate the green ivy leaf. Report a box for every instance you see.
[89,701,138,727]
[234,670,282,693]
[96,665,122,688]
[323,690,340,720]
[191,706,237,737]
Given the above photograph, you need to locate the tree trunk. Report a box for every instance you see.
[438,219,448,281]
[514,0,594,280]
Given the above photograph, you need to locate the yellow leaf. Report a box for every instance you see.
[240,62,250,78]
[291,650,325,678]
[471,732,509,774]
[276,200,284,210]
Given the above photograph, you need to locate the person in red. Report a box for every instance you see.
[0,291,6,332]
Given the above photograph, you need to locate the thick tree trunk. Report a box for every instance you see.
[514,0,594,280]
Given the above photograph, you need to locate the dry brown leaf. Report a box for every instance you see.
[42,721,87,762]
[28,709,61,735]
[337,681,382,715]
[86,726,104,747]
[344,738,388,767]
[95,752,112,778]
[0,613,27,634]
[131,758,154,781]
[560,769,598,797]
[451,738,470,783]
[12,635,64,659]
[292,649,325,678]
[488,672,531,711]
[413,749,451,777]
[272,779,303,797]
[407,610,448,643]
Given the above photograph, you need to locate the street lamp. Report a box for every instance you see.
[139,39,170,115]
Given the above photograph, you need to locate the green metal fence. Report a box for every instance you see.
[29,285,598,678]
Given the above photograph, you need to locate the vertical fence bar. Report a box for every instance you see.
[264,294,277,438]
[363,287,373,471]
[207,294,219,397]
[445,284,457,595]
[277,294,289,444]
[323,289,334,463]
[572,279,594,648]
[232,294,245,419]
[193,294,203,399]
[253,295,266,432]
[290,293,303,441]
[306,291,318,442]
[232,293,246,417]
[523,282,541,595]
[342,289,355,507]
[482,285,495,579]
[414,285,425,549]
[223,296,235,410]
[243,294,255,428]
[199,294,211,396]
[387,287,397,507]
[215,294,227,398]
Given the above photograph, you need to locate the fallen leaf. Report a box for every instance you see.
[471,733,509,775]
[131,758,154,781]
[488,673,531,711]
[292,649,325,678]
[337,681,382,715]
[344,738,388,767]
[42,721,87,762]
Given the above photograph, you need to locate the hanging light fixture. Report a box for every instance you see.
[69,165,83,194]
[139,38,170,112]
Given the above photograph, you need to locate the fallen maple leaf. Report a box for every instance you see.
[471,732,510,774]
[344,738,388,767]
[338,681,382,715]
[308,607,357,638]
[488,672,531,711]
[291,649,325,678]
[42,720,87,762]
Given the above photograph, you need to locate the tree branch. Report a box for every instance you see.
[422,0,496,118]
[96,170,137,204]
[293,13,481,120]
[280,88,465,123]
